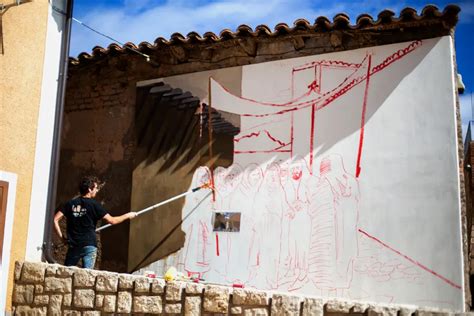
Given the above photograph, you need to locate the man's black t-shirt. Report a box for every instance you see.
[62,197,108,247]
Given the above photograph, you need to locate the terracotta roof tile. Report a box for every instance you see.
[69,4,460,66]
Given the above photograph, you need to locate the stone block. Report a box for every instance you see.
[185,282,204,294]
[74,269,97,287]
[352,302,370,314]
[233,288,268,305]
[118,273,135,290]
[244,308,269,316]
[326,299,353,313]
[45,264,60,276]
[13,284,34,304]
[14,306,47,315]
[96,272,118,292]
[63,310,82,316]
[21,262,47,282]
[83,312,101,316]
[134,276,151,293]
[48,294,63,315]
[302,298,323,316]
[203,285,230,313]
[14,261,23,281]
[400,306,417,316]
[35,284,44,294]
[95,294,104,308]
[133,295,163,314]
[257,40,295,56]
[57,265,76,277]
[73,289,95,308]
[63,293,72,307]
[33,294,50,305]
[185,296,202,316]
[368,306,399,316]
[166,303,183,314]
[103,294,117,313]
[271,293,301,316]
[117,291,132,313]
[231,306,242,314]
[166,281,184,301]
[417,311,453,316]
[151,278,166,294]
[45,276,72,293]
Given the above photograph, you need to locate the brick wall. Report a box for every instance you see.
[11,261,469,315]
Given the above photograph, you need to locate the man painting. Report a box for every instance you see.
[53,176,137,269]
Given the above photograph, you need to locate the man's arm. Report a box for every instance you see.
[53,211,66,241]
[103,212,137,226]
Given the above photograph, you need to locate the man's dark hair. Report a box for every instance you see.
[79,176,100,195]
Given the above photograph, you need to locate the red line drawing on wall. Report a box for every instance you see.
[212,40,422,175]
[234,130,291,154]
[358,228,462,290]
[305,154,359,295]
[143,39,463,308]
[355,54,372,177]
[182,166,213,279]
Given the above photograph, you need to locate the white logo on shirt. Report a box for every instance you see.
[72,205,87,217]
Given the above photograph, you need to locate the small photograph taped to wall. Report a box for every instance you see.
[212,212,241,232]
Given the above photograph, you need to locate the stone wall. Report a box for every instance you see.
[11,261,469,315]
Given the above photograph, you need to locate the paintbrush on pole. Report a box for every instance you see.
[96,183,213,232]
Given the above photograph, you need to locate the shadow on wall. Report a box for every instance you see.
[128,84,235,272]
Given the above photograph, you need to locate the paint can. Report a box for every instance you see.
[144,270,156,278]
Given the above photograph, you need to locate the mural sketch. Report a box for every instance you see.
[138,37,463,310]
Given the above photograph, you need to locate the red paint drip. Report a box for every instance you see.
[309,104,315,175]
[215,233,220,257]
[355,54,372,178]
[358,228,462,290]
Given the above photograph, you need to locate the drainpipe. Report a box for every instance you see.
[43,0,74,263]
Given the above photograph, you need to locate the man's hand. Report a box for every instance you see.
[128,212,138,219]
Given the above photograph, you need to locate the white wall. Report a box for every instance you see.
[139,36,463,310]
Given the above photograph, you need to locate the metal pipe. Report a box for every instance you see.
[43,0,74,264]
[96,186,207,232]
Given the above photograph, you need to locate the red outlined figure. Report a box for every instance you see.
[182,166,213,279]
[306,154,359,296]
[249,162,289,289]
[241,164,265,284]
[213,164,243,210]
[280,156,312,291]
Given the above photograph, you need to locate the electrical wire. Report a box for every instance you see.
[50,3,158,66]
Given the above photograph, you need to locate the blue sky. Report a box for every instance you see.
[70,0,474,132]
